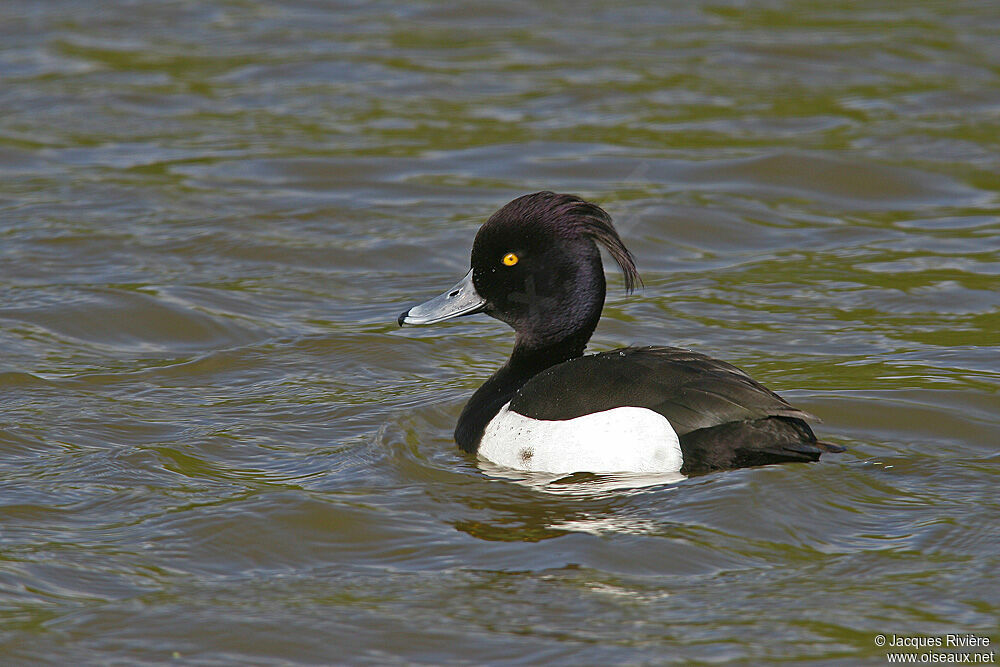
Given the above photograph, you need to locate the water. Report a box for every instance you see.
[2,1,998,663]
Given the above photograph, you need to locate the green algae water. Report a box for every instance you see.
[1,1,998,663]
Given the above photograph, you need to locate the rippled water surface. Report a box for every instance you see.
[2,1,998,664]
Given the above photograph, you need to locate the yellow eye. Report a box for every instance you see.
[502,252,519,267]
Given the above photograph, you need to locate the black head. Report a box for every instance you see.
[470,191,639,347]
[399,191,640,354]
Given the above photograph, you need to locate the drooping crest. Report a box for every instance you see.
[507,191,642,294]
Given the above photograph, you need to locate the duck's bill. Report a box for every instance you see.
[398,269,487,326]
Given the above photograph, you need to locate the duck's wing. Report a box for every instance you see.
[508,346,817,436]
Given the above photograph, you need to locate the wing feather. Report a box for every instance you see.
[510,346,817,436]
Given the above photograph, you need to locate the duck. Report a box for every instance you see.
[398,191,844,475]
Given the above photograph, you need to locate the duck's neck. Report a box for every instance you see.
[454,333,591,453]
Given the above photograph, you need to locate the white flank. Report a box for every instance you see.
[478,402,683,474]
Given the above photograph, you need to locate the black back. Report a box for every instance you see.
[507,346,841,473]
[509,346,816,432]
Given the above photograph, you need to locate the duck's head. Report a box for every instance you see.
[398,191,640,353]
